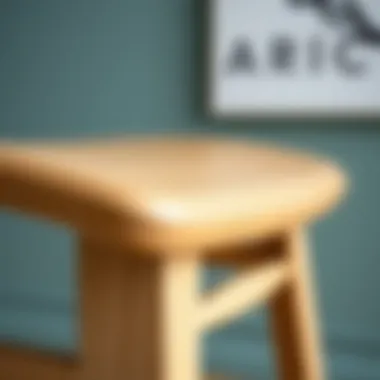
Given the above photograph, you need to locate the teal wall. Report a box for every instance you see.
[0,1,380,379]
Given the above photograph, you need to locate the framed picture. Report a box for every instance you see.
[206,0,380,118]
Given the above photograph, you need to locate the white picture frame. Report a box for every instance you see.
[206,0,380,119]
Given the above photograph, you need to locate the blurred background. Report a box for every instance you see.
[0,1,379,379]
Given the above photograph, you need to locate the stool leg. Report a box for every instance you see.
[76,237,201,380]
[160,257,201,380]
[269,228,325,380]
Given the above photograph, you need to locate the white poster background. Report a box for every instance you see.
[209,0,380,117]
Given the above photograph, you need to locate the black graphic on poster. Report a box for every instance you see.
[226,0,380,77]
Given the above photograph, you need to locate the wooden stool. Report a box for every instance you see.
[0,136,347,380]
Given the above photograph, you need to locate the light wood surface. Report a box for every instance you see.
[0,229,330,380]
[270,228,325,380]
[0,236,202,380]
[198,260,289,330]
[0,135,346,252]
[0,136,346,380]
[75,237,201,380]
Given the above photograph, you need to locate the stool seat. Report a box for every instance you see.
[0,136,346,252]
